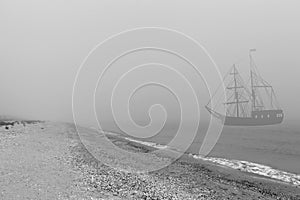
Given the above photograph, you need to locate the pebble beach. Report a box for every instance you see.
[0,121,299,199]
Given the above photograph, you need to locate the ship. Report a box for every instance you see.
[206,49,284,126]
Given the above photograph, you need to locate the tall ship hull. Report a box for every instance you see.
[224,110,284,126]
[206,50,284,126]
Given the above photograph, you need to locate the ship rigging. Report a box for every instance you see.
[206,49,283,126]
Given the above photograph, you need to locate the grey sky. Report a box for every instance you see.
[1,0,299,127]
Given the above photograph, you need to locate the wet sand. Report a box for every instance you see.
[0,121,299,199]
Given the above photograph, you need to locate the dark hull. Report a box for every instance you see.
[223,110,284,126]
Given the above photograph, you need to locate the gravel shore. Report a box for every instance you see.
[0,121,299,199]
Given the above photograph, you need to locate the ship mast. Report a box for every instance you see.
[250,50,256,111]
[233,65,239,117]
[225,65,248,117]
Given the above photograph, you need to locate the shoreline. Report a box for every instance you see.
[100,131,300,199]
[119,133,300,187]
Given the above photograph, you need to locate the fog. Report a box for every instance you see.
[1,0,300,128]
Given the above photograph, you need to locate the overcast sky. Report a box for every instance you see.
[1,0,299,128]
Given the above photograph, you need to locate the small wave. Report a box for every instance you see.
[116,134,300,186]
[191,154,300,186]
[124,137,168,150]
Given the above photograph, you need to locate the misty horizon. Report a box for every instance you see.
[1,0,300,128]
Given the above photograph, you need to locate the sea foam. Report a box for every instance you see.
[191,154,300,186]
